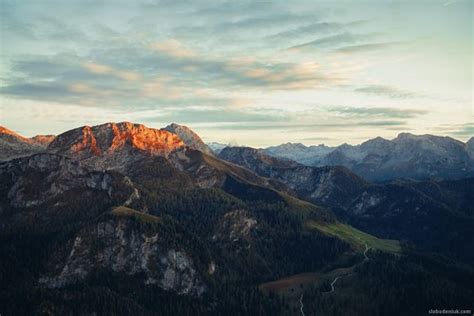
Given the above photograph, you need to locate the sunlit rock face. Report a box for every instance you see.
[0,126,33,143]
[0,126,46,161]
[49,122,185,156]
[30,135,56,146]
[48,122,186,170]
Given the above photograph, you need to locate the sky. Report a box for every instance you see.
[0,0,472,147]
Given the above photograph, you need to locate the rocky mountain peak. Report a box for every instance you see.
[48,122,185,159]
[281,142,307,150]
[360,136,390,151]
[396,132,415,139]
[0,126,47,161]
[163,123,213,154]
[465,137,474,159]
[0,126,33,143]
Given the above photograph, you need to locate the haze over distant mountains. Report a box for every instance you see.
[262,133,474,181]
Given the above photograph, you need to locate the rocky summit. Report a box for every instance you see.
[163,123,213,155]
[48,122,185,157]
[0,126,49,160]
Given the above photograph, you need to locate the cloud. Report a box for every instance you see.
[436,123,474,138]
[83,62,141,81]
[334,41,406,53]
[68,83,114,97]
[139,108,285,124]
[83,62,113,74]
[354,85,420,99]
[1,33,344,111]
[266,21,348,43]
[174,7,319,35]
[301,136,336,142]
[202,120,407,131]
[452,124,474,137]
[147,41,340,90]
[289,32,381,50]
[443,0,461,6]
[150,39,196,58]
[326,106,428,118]
[1,82,73,99]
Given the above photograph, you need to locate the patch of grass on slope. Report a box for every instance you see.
[111,206,160,223]
[280,192,335,222]
[305,220,401,254]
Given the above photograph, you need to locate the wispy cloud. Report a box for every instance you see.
[140,108,285,125]
[83,62,141,81]
[203,120,407,131]
[266,20,369,44]
[436,123,474,139]
[354,85,421,99]
[443,0,461,6]
[326,106,428,118]
[289,32,381,50]
[335,41,406,53]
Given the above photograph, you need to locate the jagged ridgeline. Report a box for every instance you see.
[1,122,473,315]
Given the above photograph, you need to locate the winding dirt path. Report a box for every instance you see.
[299,294,305,316]
[328,276,340,293]
[362,241,369,261]
[323,241,370,294]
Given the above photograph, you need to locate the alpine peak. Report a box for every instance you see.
[48,122,185,158]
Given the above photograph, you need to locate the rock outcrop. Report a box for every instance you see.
[40,213,206,295]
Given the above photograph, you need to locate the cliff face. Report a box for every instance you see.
[40,210,206,296]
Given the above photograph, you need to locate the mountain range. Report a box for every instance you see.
[1,122,473,315]
[218,146,474,261]
[262,133,474,181]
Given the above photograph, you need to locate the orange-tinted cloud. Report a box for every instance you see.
[83,62,140,81]
[150,39,195,58]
